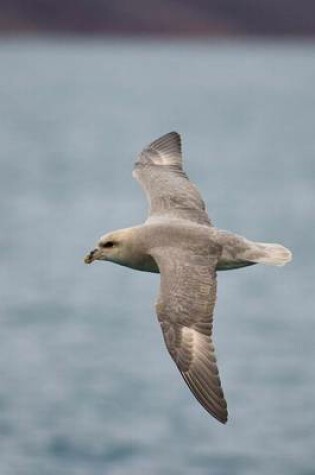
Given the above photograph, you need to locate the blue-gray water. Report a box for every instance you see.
[0,38,314,475]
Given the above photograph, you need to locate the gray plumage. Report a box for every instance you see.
[84,131,292,424]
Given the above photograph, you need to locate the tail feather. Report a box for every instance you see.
[251,242,292,266]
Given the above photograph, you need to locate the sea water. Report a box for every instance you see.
[0,38,314,475]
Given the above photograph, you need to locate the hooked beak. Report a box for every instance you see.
[84,248,102,264]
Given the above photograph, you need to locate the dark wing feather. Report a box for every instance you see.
[133,132,212,226]
[152,248,228,424]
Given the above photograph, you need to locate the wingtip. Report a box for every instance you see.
[181,369,229,425]
[217,412,228,424]
[139,131,183,168]
[167,130,181,139]
[151,130,181,150]
[209,406,228,424]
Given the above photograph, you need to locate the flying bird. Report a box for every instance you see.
[84,132,292,423]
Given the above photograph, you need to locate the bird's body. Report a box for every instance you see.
[96,222,287,273]
[84,132,292,423]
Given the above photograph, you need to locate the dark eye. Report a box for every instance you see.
[101,241,115,249]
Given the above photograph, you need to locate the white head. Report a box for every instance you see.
[84,228,134,266]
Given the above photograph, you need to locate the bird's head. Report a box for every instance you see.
[84,229,133,266]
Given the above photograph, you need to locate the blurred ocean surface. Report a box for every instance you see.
[0,38,314,475]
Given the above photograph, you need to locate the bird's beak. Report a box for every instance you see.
[84,248,101,264]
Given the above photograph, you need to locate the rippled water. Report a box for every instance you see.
[0,38,314,475]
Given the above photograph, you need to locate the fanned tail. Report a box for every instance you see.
[251,242,292,266]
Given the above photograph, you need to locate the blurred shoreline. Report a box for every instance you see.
[1,0,315,37]
[1,33,315,44]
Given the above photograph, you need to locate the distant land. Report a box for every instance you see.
[1,0,315,36]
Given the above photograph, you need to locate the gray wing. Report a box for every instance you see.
[152,247,228,424]
[133,132,212,226]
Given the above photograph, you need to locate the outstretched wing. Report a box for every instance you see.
[133,132,212,226]
[152,247,228,424]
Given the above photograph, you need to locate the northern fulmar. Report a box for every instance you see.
[84,132,292,424]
